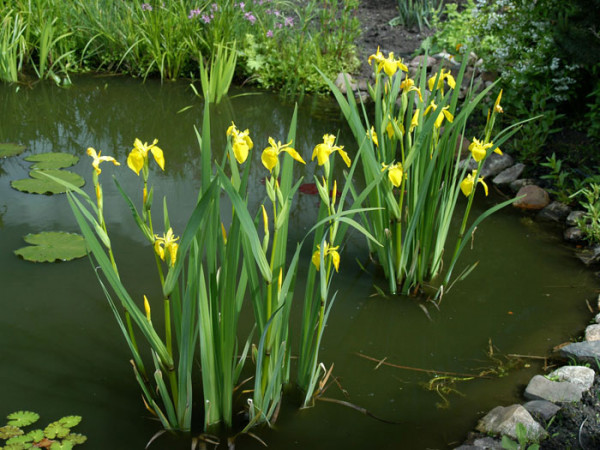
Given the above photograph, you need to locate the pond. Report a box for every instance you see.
[0,77,597,449]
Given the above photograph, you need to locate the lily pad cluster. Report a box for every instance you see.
[14,232,87,263]
[10,152,84,195]
[0,411,87,449]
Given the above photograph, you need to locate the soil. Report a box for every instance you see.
[353,1,600,449]
[354,0,433,80]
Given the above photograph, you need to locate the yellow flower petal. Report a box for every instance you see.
[261,147,278,172]
[127,149,145,175]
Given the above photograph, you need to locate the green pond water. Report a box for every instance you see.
[0,77,597,449]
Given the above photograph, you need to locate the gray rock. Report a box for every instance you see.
[471,437,504,449]
[513,185,551,210]
[409,54,436,68]
[564,226,585,243]
[468,152,514,178]
[576,244,600,265]
[595,312,600,324]
[558,340,600,364]
[585,324,600,342]
[566,210,586,226]
[524,375,585,403]
[492,163,525,185]
[475,404,547,441]
[523,400,561,421]
[548,365,595,391]
[537,201,571,223]
[509,178,536,193]
[335,72,357,94]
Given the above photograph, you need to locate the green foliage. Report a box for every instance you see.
[11,169,85,195]
[425,0,594,163]
[237,0,360,94]
[0,0,359,95]
[198,41,237,104]
[0,412,86,449]
[573,183,600,244]
[0,143,26,158]
[501,422,540,450]
[25,153,79,170]
[391,0,443,31]
[13,231,87,262]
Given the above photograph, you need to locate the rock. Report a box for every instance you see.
[335,72,357,94]
[355,90,370,104]
[576,244,600,265]
[468,152,514,177]
[537,201,571,223]
[434,51,460,66]
[585,324,600,342]
[558,340,600,364]
[492,163,525,185]
[357,79,368,91]
[547,366,595,391]
[524,375,585,403]
[475,404,547,441]
[564,226,585,243]
[523,400,561,421]
[566,210,585,226]
[595,312,600,324]
[513,185,550,210]
[481,71,498,83]
[509,178,536,193]
[409,54,436,69]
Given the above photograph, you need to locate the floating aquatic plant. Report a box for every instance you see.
[25,153,79,170]
[11,169,84,195]
[0,143,26,158]
[13,231,87,262]
[0,411,86,449]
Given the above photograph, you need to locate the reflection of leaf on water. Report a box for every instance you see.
[0,142,26,158]
[14,231,87,263]
[25,152,79,170]
[11,169,84,194]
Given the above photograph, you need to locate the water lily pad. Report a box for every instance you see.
[11,169,85,194]
[14,232,87,263]
[44,421,70,440]
[64,433,87,445]
[7,411,39,427]
[57,416,81,428]
[0,142,26,158]
[0,425,23,439]
[25,152,79,170]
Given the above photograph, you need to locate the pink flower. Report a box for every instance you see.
[284,16,294,27]
[141,3,152,11]
[266,30,273,38]
[244,12,256,24]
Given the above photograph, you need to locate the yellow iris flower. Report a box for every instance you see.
[381,161,404,187]
[427,68,456,92]
[261,137,306,172]
[460,170,488,197]
[127,138,165,175]
[400,78,423,102]
[311,242,340,272]
[494,90,503,114]
[424,101,454,128]
[410,109,420,132]
[367,126,379,147]
[311,134,351,167]
[368,47,408,77]
[469,138,502,162]
[154,228,179,266]
[226,122,253,164]
[87,147,120,175]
